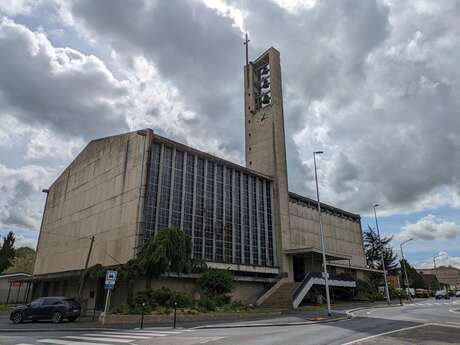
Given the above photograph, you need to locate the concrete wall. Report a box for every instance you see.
[288,201,367,267]
[33,131,151,276]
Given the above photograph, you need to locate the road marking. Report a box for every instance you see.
[85,333,151,339]
[431,322,460,328]
[426,303,433,305]
[63,336,133,343]
[198,337,226,344]
[340,324,428,345]
[38,340,111,345]
[101,331,168,337]
[134,328,184,334]
[16,343,34,345]
[448,309,460,314]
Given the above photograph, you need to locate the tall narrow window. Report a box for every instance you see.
[193,158,205,258]
[171,150,184,228]
[204,161,215,260]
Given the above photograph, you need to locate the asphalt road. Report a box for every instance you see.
[1,298,459,345]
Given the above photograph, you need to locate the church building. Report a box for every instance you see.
[32,47,376,309]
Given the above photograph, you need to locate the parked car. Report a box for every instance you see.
[435,290,450,300]
[415,288,430,298]
[456,291,460,297]
[10,297,81,324]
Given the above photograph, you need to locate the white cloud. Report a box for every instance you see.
[0,0,39,16]
[397,215,460,241]
[0,164,55,230]
[0,17,130,140]
[417,251,460,270]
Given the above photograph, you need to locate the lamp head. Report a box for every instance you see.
[314,151,324,155]
[373,203,379,208]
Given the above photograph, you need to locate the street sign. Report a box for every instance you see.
[105,270,117,290]
[102,270,117,325]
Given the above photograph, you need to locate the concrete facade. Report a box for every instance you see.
[34,130,151,276]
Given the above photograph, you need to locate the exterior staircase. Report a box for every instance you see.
[256,272,356,309]
[256,278,299,308]
[292,272,356,309]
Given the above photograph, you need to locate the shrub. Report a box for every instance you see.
[134,287,194,309]
[198,269,234,297]
[197,297,217,312]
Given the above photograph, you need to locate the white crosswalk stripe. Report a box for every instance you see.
[63,336,133,343]
[85,333,151,339]
[101,331,168,337]
[30,329,194,345]
[38,340,112,345]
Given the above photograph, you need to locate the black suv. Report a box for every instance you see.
[10,297,81,324]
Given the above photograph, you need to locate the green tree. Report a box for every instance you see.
[0,232,16,273]
[363,225,399,273]
[137,227,193,287]
[198,269,234,297]
[399,259,426,289]
[5,247,35,273]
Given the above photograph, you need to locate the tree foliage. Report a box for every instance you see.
[399,259,426,289]
[5,247,35,274]
[138,227,193,279]
[198,269,234,297]
[363,225,399,273]
[0,232,16,273]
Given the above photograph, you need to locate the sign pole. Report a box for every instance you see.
[102,270,117,325]
[102,288,111,325]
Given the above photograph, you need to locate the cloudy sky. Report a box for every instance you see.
[0,0,459,268]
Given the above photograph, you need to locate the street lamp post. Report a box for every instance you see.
[373,204,391,305]
[400,238,413,301]
[313,151,331,317]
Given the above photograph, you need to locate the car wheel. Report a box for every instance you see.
[52,311,63,324]
[67,316,77,322]
[12,312,23,324]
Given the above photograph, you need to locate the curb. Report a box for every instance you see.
[192,315,348,329]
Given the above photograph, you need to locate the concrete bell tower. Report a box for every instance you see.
[244,47,292,279]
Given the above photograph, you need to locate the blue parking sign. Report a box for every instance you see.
[105,270,117,290]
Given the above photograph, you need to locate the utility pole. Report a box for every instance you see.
[373,204,391,305]
[78,235,95,302]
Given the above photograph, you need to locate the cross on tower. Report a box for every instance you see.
[244,32,250,87]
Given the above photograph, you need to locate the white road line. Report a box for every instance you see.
[63,336,133,343]
[85,333,151,339]
[432,322,460,328]
[198,337,226,344]
[101,331,168,337]
[131,330,182,334]
[16,343,34,345]
[448,309,460,314]
[38,339,111,345]
[339,324,429,345]
[426,303,433,305]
